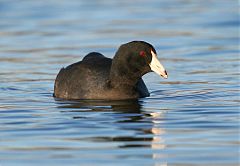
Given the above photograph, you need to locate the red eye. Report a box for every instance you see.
[139,51,146,57]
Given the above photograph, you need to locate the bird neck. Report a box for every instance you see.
[109,71,140,89]
[109,56,141,89]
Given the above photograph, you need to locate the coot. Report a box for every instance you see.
[54,41,168,100]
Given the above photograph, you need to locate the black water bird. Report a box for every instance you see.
[54,41,168,100]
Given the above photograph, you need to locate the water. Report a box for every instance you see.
[0,0,239,165]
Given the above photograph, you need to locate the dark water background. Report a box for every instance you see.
[0,0,239,166]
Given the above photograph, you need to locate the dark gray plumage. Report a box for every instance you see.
[54,41,168,100]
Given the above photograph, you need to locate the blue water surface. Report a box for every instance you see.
[0,0,239,166]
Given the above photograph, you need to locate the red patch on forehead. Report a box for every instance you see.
[139,51,146,57]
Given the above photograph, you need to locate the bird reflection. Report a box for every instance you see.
[55,98,142,113]
[55,98,167,165]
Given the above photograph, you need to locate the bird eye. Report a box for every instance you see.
[139,51,146,57]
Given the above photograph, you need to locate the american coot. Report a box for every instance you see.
[54,41,168,100]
